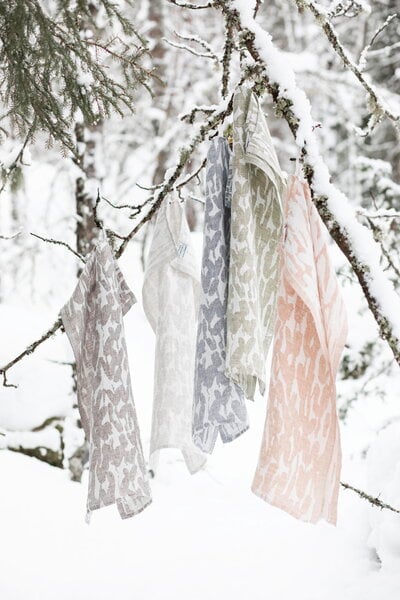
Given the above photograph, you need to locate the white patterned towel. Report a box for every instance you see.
[142,198,206,474]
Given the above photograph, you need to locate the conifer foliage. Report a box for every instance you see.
[0,1,150,153]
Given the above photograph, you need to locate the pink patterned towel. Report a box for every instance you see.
[252,176,348,524]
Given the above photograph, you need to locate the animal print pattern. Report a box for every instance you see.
[60,232,152,521]
[226,86,286,400]
[192,138,249,454]
[142,198,206,474]
[252,177,348,524]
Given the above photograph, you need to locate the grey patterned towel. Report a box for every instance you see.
[226,86,286,400]
[142,198,206,474]
[60,232,152,521]
[193,138,249,454]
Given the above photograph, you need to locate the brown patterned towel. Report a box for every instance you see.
[60,232,152,521]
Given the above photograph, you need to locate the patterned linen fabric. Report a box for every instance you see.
[193,138,249,454]
[252,176,348,524]
[142,198,206,474]
[226,86,286,400]
[60,232,152,522]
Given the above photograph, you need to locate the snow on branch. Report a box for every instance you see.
[214,0,400,366]
[358,13,400,71]
[296,1,400,135]
[174,31,220,62]
[163,37,218,60]
[168,0,214,8]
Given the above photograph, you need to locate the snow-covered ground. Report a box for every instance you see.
[1,239,400,600]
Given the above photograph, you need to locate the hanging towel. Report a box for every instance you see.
[60,232,152,521]
[252,176,348,524]
[226,86,286,400]
[193,137,249,454]
[142,197,206,474]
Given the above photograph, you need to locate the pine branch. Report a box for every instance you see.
[0,1,152,154]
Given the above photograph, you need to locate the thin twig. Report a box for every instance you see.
[0,317,63,388]
[176,158,207,189]
[168,0,214,8]
[163,37,217,60]
[174,31,220,61]
[0,230,22,240]
[30,233,85,263]
[135,181,163,191]
[0,121,36,194]
[359,13,400,69]
[341,482,400,515]
[300,1,400,132]
[365,217,400,281]
[181,106,217,124]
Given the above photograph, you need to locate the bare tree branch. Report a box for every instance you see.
[176,158,207,189]
[174,31,220,61]
[0,317,63,388]
[163,37,218,60]
[0,230,22,240]
[30,233,86,263]
[168,0,214,9]
[341,482,400,515]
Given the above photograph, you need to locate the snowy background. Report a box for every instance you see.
[1,0,400,598]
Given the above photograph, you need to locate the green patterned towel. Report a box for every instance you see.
[226,86,286,400]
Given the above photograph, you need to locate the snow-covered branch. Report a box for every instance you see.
[214,0,400,366]
[358,13,400,70]
[296,1,400,135]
